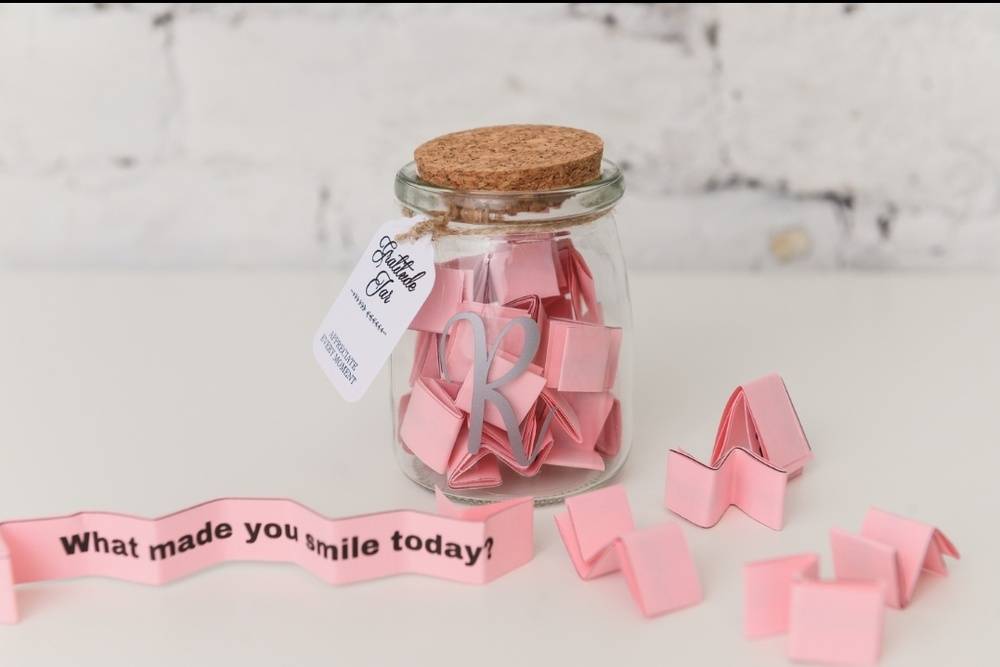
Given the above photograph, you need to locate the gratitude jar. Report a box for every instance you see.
[391,125,633,504]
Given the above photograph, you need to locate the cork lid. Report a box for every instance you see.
[414,125,604,192]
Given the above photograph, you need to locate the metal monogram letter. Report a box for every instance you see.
[439,312,552,466]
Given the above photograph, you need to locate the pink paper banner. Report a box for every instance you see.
[0,491,533,624]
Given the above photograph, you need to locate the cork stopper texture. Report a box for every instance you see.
[414,125,604,192]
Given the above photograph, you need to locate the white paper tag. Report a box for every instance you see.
[313,217,435,402]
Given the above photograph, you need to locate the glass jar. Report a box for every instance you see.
[390,159,632,504]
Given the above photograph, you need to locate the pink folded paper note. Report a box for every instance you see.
[595,398,622,458]
[0,491,534,624]
[447,427,503,490]
[744,553,884,666]
[555,485,702,617]
[544,318,622,392]
[399,377,465,474]
[667,448,788,530]
[539,388,584,445]
[409,266,467,333]
[665,373,811,530]
[556,241,600,322]
[744,553,820,638]
[488,240,563,304]
[561,391,614,450]
[545,392,615,470]
[547,434,605,471]
[409,331,442,385]
[504,294,550,366]
[711,374,812,475]
[442,254,487,302]
[788,580,884,666]
[830,508,959,609]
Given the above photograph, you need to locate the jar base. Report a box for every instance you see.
[399,455,626,506]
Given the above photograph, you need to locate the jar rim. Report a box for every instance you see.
[395,159,624,223]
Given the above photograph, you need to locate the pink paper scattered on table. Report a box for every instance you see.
[744,552,820,638]
[0,491,534,624]
[745,508,959,664]
[788,580,884,666]
[665,373,811,529]
[554,485,702,617]
[744,552,884,665]
[830,508,959,609]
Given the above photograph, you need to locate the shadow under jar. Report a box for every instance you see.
[390,125,633,504]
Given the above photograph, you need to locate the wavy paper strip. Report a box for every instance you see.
[665,373,812,530]
[555,485,702,617]
[0,490,533,624]
[830,507,959,609]
[744,553,884,666]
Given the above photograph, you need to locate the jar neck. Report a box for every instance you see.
[395,159,624,228]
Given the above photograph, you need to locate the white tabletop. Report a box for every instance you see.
[0,271,997,666]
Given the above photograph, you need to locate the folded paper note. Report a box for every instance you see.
[555,485,702,617]
[556,240,600,322]
[409,266,467,333]
[561,391,613,450]
[399,377,465,475]
[488,240,563,304]
[595,399,622,458]
[447,427,503,490]
[0,491,533,624]
[744,552,820,638]
[744,553,884,666]
[665,373,811,529]
[544,318,621,392]
[788,580,884,666]
[547,435,605,471]
[830,508,959,609]
[410,331,442,386]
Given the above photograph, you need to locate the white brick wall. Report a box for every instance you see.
[1,3,998,269]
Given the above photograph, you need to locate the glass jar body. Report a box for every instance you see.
[391,217,632,503]
[390,164,632,504]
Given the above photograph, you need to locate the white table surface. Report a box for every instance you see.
[0,270,997,666]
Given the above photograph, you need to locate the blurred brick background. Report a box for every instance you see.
[1,3,998,269]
